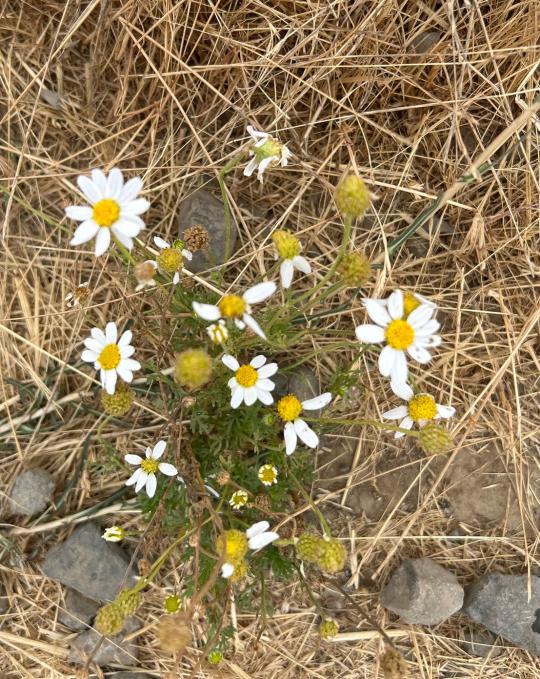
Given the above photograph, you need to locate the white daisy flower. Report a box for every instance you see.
[258,464,278,486]
[66,168,150,256]
[355,289,441,384]
[207,320,228,344]
[153,236,193,285]
[65,282,90,308]
[229,489,249,509]
[81,321,141,395]
[102,526,124,542]
[134,260,158,291]
[124,440,178,499]
[277,392,332,455]
[272,230,311,289]
[222,354,277,408]
[383,382,456,438]
[243,125,292,183]
[221,520,280,579]
[369,290,437,318]
[192,281,276,340]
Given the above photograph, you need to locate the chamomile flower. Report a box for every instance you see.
[154,236,193,285]
[81,321,140,395]
[192,281,276,340]
[207,320,228,344]
[243,125,292,182]
[222,354,277,408]
[134,260,158,291]
[221,521,280,578]
[102,526,124,542]
[229,489,249,509]
[355,289,441,384]
[65,282,90,308]
[277,392,332,455]
[272,230,311,289]
[124,440,178,499]
[258,464,278,486]
[66,168,149,256]
[383,382,456,438]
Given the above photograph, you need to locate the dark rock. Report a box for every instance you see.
[462,573,540,656]
[42,522,136,602]
[380,557,464,625]
[177,188,237,273]
[460,628,500,658]
[8,468,54,516]
[69,616,140,666]
[59,588,99,631]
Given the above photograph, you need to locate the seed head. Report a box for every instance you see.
[156,612,192,655]
[335,174,370,219]
[100,383,135,416]
[319,618,339,639]
[338,252,371,287]
[163,594,182,613]
[419,423,453,455]
[380,648,408,679]
[296,532,324,563]
[207,649,223,665]
[115,589,141,617]
[94,602,125,636]
[183,224,209,252]
[174,349,213,390]
[317,537,348,573]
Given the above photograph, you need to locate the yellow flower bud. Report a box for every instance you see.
[335,175,370,219]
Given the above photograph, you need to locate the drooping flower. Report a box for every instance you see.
[355,289,441,383]
[207,320,229,344]
[81,321,140,394]
[102,526,124,542]
[229,489,249,509]
[222,354,277,408]
[382,381,455,438]
[153,236,193,285]
[276,392,332,455]
[258,464,278,486]
[221,521,280,578]
[65,282,90,307]
[272,230,311,288]
[66,168,149,256]
[124,440,178,499]
[192,281,276,340]
[243,125,292,182]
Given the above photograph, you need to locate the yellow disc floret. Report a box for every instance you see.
[100,383,134,416]
[408,394,437,422]
[174,349,213,390]
[157,247,183,273]
[277,394,303,422]
[229,490,248,509]
[319,619,339,639]
[385,319,414,350]
[403,291,420,317]
[92,198,120,227]
[254,137,283,163]
[98,343,121,370]
[141,458,159,474]
[272,230,301,260]
[235,365,258,387]
[338,252,371,287]
[219,294,246,318]
[215,529,248,563]
[258,464,278,486]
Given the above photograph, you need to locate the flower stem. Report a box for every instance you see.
[286,464,332,537]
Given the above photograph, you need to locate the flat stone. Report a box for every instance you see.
[69,616,140,667]
[380,557,464,625]
[42,522,136,602]
[460,629,500,658]
[59,588,99,631]
[462,573,540,656]
[177,188,237,273]
[8,468,54,516]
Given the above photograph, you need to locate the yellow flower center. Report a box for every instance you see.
[403,291,420,317]
[385,319,414,350]
[235,365,258,387]
[272,230,301,260]
[408,394,437,422]
[230,490,248,508]
[255,138,282,161]
[141,458,159,474]
[157,248,183,273]
[219,294,246,318]
[216,530,248,562]
[259,465,277,485]
[92,198,120,227]
[277,394,303,422]
[98,343,121,370]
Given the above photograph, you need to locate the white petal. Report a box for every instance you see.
[355,324,385,344]
[77,175,102,203]
[104,369,117,395]
[182,249,193,261]
[378,345,396,377]
[408,304,434,329]
[145,474,157,498]
[243,157,258,177]
[395,416,413,439]
[407,344,431,364]
[294,419,319,448]
[159,462,178,476]
[256,378,275,391]
[105,322,117,343]
[247,125,268,140]
[258,363,278,378]
[280,260,294,289]
[257,156,274,181]
[121,214,145,229]
[248,532,279,550]
[243,314,266,339]
[193,301,221,321]
[221,563,234,578]
[436,404,456,418]
[90,169,108,194]
[119,345,134,359]
[112,229,133,250]
[243,281,277,304]
[391,381,414,401]
[152,440,167,459]
[106,167,124,197]
[235,318,246,330]
[70,220,99,245]
[230,387,244,409]
[122,198,150,216]
[84,337,102,353]
[387,290,404,320]
[284,422,297,455]
[94,227,111,256]
[91,327,106,343]
[81,350,98,364]
[302,392,332,410]
[243,387,258,406]
[363,299,391,326]
[228,377,238,389]
[250,355,266,369]
[246,520,269,538]
[120,176,143,202]
[293,256,311,274]
[256,387,274,405]
[134,470,148,493]
[116,365,133,383]
[416,334,442,348]
[145,447,153,458]
[222,354,240,371]
[65,205,93,221]
[390,350,408,383]
[415,319,441,337]
[382,405,409,420]
[112,219,142,238]
[124,454,142,465]
[125,468,143,487]
[118,330,132,347]
[172,272,180,285]
[121,358,140,371]
[153,236,169,249]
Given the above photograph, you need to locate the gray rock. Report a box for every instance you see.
[380,557,464,625]
[460,629,500,658]
[59,588,99,630]
[411,31,443,53]
[462,573,540,656]
[288,366,320,404]
[69,616,139,666]
[8,468,54,516]
[42,522,136,602]
[177,188,237,273]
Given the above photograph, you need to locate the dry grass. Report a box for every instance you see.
[1,0,540,677]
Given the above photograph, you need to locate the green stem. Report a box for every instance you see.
[287,464,331,537]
